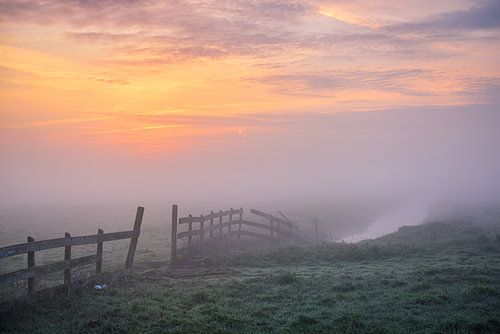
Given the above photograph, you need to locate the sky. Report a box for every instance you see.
[1,0,500,209]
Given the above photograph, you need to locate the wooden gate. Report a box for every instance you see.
[170,205,302,261]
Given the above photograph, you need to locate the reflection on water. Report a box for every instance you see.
[342,204,428,243]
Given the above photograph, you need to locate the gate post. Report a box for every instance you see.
[96,229,104,274]
[125,206,144,269]
[27,236,35,294]
[238,208,243,240]
[64,232,72,288]
[171,204,178,261]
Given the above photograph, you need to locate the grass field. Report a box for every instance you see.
[1,221,500,333]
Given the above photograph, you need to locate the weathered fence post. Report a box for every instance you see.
[125,206,144,269]
[209,211,214,239]
[27,236,35,294]
[218,210,223,236]
[171,204,178,261]
[200,214,205,245]
[96,229,103,274]
[270,219,274,240]
[238,208,243,240]
[64,232,71,288]
[228,209,233,246]
[277,221,281,244]
[188,214,193,246]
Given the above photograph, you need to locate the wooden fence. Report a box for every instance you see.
[0,207,144,298]
[170,205,302,261]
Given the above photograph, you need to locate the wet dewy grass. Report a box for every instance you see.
[2,222,500,333]
[2,252,500,333]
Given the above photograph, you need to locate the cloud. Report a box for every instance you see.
[456,76,500,104]
[0,0,434,63]
[250,69,438,97]
[1,0,498,105]
[387,0,500,34]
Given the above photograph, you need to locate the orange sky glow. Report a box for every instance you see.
[2,0,499,154]
[1,1,500,206]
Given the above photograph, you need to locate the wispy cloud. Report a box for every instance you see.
[1,0,499,113]
[250,69,438,97]
[386,0,500,36]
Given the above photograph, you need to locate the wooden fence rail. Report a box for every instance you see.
[170,205,302,261]
[0,206,144,297]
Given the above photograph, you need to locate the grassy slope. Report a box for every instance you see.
[2,222,500,333]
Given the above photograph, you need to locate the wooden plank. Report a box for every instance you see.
[199,219,290,237]
[250,209,293,228]
[221,208,243,217]
[239,219,272,231]
[177,229,202,239]
[101,230,137,242]
[178,208,243,225]
[279,211,290,222]
[0,230,140,260]
[203,211,218,222]
[230,230,273,241]
[96,229,103,274]
[203,208,243,221]
[177,208,244,225]
[0,238,66,259]
[64,232,71,287]
[232,228,294,241]
[178,216,204,224]
[125,206,144,269]
[201,221,232,235]
[171,204,178,261]
[27,236,35,294]
[0,254,97,287]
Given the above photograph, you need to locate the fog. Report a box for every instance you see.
[1,104,500,241]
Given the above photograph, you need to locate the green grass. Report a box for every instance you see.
[1,221,500,333]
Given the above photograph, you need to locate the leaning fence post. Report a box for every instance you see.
[188,214,193,247]
[171,204,178,262]
[238,208,243,240]
[125,206,144,269]
[96,229,104,274]
[64,232,71,288]
[200,214,205,244]
[209,211,214,239]
[27,236,35,294]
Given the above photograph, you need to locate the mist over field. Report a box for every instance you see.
[2,105,500,242]
[1,1,500,332]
